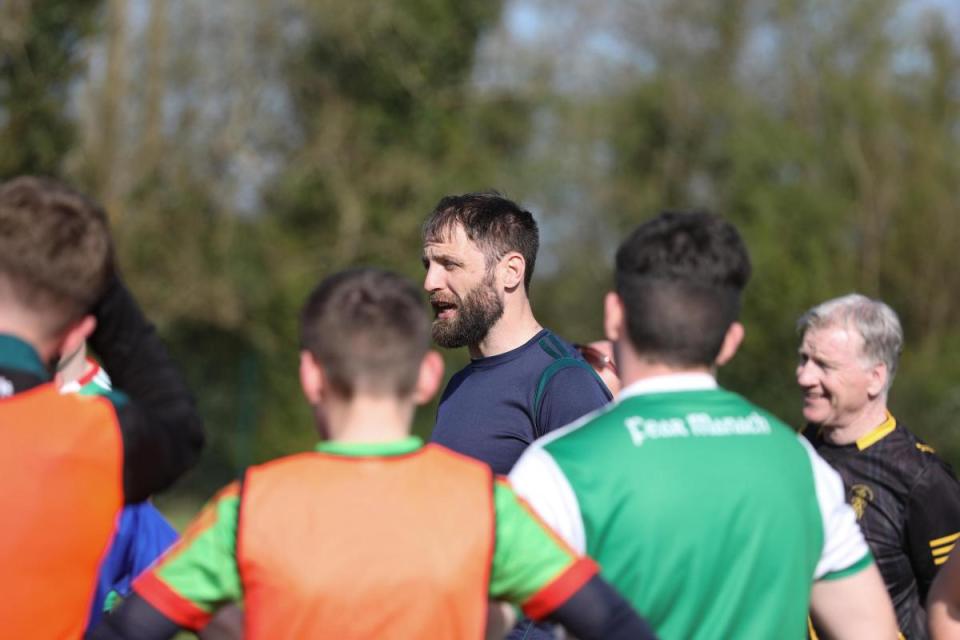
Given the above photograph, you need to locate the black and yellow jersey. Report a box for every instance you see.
[804,414,960,639]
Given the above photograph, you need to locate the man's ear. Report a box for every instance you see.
[413,350,444,406]
[299,350,325,405]
[58,315,97,362]
[500,252,526,291]
[866,362,888,398]
[604,291,624,342]
[715,322,745,367]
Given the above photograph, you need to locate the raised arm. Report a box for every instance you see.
[89,276,205,503]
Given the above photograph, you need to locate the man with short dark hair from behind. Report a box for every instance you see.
[798,294,960,639]
[90,267,657,640]
[510,210,899,639]
[0,176,204,637]
[576,340,621,396]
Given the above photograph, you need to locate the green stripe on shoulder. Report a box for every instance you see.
[820,551,874,581]
[533,358,605,430]
[538,338,562,360]
[547,334,567,356]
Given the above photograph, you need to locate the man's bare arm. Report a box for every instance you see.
[810,564,899,639]
[929,552,960,639]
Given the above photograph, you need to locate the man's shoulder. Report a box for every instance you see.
[889,420,960,486]
[867,420,950,471]
[530,328,610,394]
[441,329,599,400]
[502,328,581,373]
[892,419,941,455]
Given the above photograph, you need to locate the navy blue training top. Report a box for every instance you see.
[430,329,612,475]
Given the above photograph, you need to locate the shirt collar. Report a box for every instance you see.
[470,329,550,367]
[314,436,423,457]
[618,372,718,400]
[855,412,897,451]
[0,334,50,381]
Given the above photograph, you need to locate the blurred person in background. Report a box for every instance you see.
[575,340,621,396]
[798,294,960,639]
[511,211,898,639]
[90,268,657,640]
[0,176,204,637]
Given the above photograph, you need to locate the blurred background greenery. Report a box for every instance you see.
[3,0,959,514]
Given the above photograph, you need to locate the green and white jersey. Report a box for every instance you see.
[509,373,871,640]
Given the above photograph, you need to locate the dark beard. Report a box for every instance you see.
[432,278,504,349]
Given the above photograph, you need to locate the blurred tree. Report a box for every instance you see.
[259,0,523,456]
[0,0,102,176]
[522,0,960,462]
[24,0,956,493]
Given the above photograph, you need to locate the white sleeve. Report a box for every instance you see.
[799,437,872,580]
[508,444,586,554]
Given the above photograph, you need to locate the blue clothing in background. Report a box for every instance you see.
[87,502,178,629]
[431,328,612,476]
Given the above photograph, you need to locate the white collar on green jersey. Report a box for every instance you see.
[618,372,717,401]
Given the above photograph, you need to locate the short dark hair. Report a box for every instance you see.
[0,176,114,333]
[300,268,430,398]
[422,191,539,290]
[615,210,751,367]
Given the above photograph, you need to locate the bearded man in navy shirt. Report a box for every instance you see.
[422,192,611,475]
[422,192,612,640]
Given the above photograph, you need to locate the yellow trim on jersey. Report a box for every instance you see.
[916,442,936,454]
[855,413,896,451]
[930,532,960,548]
[931,532,960,566]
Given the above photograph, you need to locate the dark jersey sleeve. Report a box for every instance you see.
[536,365,611,437]
[86,593,181,640]
[905,458,960,601]
[547,574,659,640]
[89,277,205,504]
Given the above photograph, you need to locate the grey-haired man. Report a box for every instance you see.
[798,293,960,639]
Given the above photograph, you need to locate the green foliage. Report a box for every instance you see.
[0,0,101,176]
[11,0,959,497]
[246,0,524,465]
[558,0,960,453]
